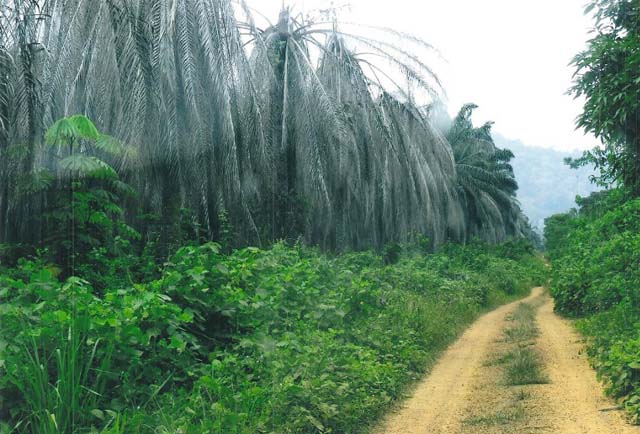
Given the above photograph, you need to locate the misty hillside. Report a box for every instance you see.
[493,133,600,229]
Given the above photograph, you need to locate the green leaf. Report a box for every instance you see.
[45,118,77,145]
[95,134,125,156]
[89,164,119,180]
[68,115,100,140]
[45,115,100,145]
[306,415,325,432]
[90,409,105,420]
[216,263,230,275]
[179,310,194,322]
[59,155,102,173]
[59,155,117,180]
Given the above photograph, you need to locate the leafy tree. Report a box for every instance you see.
[569,0,640,193]
[42,115,139,281]
[543,209,578,260]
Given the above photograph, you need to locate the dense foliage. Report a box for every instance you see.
[546,190,638,315]
[0,239,545,434]
[446,105,529,243]
[545,0,640,423]
[0,0,531,253]
[569,0,640,194]
[545,190,640,421]
[0,2,545,433]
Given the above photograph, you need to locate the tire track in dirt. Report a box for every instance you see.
[537,294,639,434]
[374,288,640,434]
[374,288,543,434]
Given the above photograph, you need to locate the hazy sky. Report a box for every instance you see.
[246,0,597,152]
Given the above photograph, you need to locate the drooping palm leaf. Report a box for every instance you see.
[0,1,530,251]
[446,103,528,243]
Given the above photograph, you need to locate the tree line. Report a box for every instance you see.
[0,0,532,261]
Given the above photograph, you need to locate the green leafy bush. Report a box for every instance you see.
[548,197,640,315]
[0,261,198,431]
[576,305,640,422]
[546,191,640,422]
[0,240,545,434]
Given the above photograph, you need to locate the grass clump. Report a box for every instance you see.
[463,390,529,427]
[483,351,515,367]
[504,347,548,386]
[504,303,539,343]
[464,405,526,427]
[501,300,548,386]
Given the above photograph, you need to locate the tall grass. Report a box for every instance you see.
[5,285,114,433]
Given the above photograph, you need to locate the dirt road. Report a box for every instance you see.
[374,288,640,434]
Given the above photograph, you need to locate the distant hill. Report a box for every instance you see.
[492,133,600,230]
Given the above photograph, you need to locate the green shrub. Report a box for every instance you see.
[382,242,402,265]
[549,197,640,315]
[576,305,640,423]
[546,191,640,422]
[0,263,198,431]
[0,240,545,434]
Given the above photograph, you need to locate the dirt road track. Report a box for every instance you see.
[537,295,638,434]
[374,288,640,434]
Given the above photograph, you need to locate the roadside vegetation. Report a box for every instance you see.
[8,0,639,432]
[545,0,640,424]
[0,2,545,431]
[546,191,640,422]
[0,238,545,433]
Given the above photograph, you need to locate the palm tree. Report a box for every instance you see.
[446,104,527,243]
[1,1,529,253]
[0,0,268,251]
[0,0,47,243]
[242,7,461,249]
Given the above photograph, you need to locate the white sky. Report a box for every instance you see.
[245,0,598,152]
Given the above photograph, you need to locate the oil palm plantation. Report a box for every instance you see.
[1,1,529,253]
[1,0,267,250]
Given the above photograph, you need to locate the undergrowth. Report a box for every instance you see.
[0,239,545,434]
[546,191,640,422]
